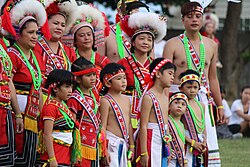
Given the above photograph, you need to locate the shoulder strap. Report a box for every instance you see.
[183,107,199,142]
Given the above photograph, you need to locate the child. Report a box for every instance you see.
[99,63,135,167]
[179,70,207,167]
[137,58,175,167]
[39,69,81,166]
[168,92,189,167]
[67,57,100,166]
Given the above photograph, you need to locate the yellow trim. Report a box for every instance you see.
[81,145,97,160]
[16,89,29,95]
[24,116,38,133]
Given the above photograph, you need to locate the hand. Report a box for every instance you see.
[217,108,225,125]
[193,142,203,153]
[201,141,207,153]
[50,159,58,167]
[16,118,24,133]
[101,152,111,167]
[140,154,148,167]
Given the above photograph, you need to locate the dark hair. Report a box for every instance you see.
[179,69,200,87]
[19,19,38,34]
[45,69,75,97]
[130,32,154,55]
[169,91,188,105]
[71,57,95,73]
[149,58,176,81]
[241,85,250,93]
[0,1,8,15]
[181,2,202,17]
[74,26,97,52]
[100,63,126,95]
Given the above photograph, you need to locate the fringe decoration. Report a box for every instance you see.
[81,145,97,160]
[24,116,38,133]
[102,12,110,37]
[71,128,82,164]
[37,130,45,154]
[98,129,107,157]
[208,103,215,127]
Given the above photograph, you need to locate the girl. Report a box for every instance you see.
[118,12,167,129]
[67,4,110,92]
[39,69,81,166]
[3,0,47,166]
[67,57,100,166]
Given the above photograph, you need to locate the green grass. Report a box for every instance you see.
[218,138,250,167]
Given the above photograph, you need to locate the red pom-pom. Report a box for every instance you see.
[2,1,16,37]
[40,17,51,40]
[120,15,134,37]
[46,2,60,16]
[102,12,110,37]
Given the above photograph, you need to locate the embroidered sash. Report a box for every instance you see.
[111,24,131,58]
[104,94,128,142]
[168,120,184,167]
[71,90,99,130]
[183,107,199,142]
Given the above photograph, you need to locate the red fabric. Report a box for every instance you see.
[118,57,151,87]
[8,47,43,84]
[0,109,8,146]
[0,39,7,51]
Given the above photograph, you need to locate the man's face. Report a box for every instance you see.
[182,11,203,32]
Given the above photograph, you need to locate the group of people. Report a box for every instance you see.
[0,0,227,167]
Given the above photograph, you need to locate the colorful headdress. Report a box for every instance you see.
[181,2,204,17]
[72,67,97,76]
[180,73,200,87]
[2,0,48,38]
[169,92,188,105]
[103,69,125,83]
[44,0,77,27]
[67,4,110,37]
[150,59,172,79]
[203,12,219,30]
[121,12,167,43]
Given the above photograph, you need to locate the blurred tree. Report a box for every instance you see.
[220,1,243,101]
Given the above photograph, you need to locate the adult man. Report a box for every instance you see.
[163,2,224,167]
[101,0,150,62]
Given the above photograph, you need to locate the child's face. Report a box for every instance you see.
[108,73,127,92]
[159,69,175,88]
[169,99,187,117]
[180,81,199,99]
[55,83,73,101]
[78,72,97,89]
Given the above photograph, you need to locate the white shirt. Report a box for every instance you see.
[228,99,250,125]
[222,99,232,118]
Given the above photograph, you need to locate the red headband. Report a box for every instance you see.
[103,69,125,83]
[150,59,172,79]
[73,68,97,76]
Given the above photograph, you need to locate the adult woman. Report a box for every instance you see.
[3,0,47,166]
[118,12,167,129]
[68,4,110,92]
[34,0,77,89]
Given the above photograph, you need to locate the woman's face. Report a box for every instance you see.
[48,14,66,41]
[132,33,153,54]
[75,26,94,50]
[18,21,38,49]
[205,22,215,35]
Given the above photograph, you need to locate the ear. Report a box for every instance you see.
[53,87,58,93]
[75,76,81,84]
[155,70,161,79]
[104,80,111,88]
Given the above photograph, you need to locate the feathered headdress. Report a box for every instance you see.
[67,4,110,37]
[203,12,219,30]
[2,0,49,38]
[45,0,77,27]
[120,12,167,43]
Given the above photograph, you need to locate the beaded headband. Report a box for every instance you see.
[73,68,97,76]
[103,69,125,83]
[150,59,172,79]
[180,74,200,86]
[169,92,188,105]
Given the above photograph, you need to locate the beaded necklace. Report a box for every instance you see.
[169,115,185,144]
[14,43,42,90]
[187,99,205,134]
[183,31,205,76]
[76,86,98,114]
[60,100,74,129]
[0,44,12,77]
[76,49,95,64]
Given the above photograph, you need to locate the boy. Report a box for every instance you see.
[168,92,188,167]
[179,70,207,167]
[137,58,175,167]
[99,63,135,167]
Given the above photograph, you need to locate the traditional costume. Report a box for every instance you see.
[2,0,47,166]
[118,12,167,129]
[0,37,15,166]
[67,4,110,92]
[67,84,100,167]
[34,0,77,89]
[168,92,189,167]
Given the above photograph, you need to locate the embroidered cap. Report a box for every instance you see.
[180,74,201,87]
[169,92,188,105]
[150,59,172,79]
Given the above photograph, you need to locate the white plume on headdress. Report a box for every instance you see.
[203,13,219,29]
[128,12,167,43]
[11,0,46,27]
[67,4,105,33]
[190,0,212,9]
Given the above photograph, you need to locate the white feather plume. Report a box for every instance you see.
[128,12,167,43]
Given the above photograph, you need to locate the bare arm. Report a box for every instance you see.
[44,120,58,166]
[162,39,176,61]
[208,43,225,124]
[236,110,250,121]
